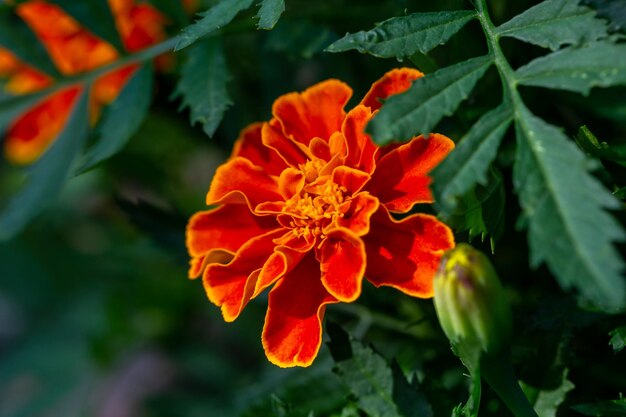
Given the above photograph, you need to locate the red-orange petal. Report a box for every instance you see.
[336,192,379,236]
[364,207,455,298]
[262,119,309,167]
[319,228,365,302]
[366,134,454,213]
[360,67,423,111]
[233,122,288,176]
[206,156,282,208]
[4,87,80,165]
[204,228,285,322]
[342,105,378,174]
[273,79,352,146]
[262,252,338,367]
[186,205,279,278]
[332,165,371,196]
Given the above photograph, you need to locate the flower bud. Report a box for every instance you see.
[433,243,512,356]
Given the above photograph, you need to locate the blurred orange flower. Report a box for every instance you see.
[0,0,168,164]
[186,68,456,367]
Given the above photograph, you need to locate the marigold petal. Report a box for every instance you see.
[332,165,371,195]
[207,156,282,209]
[4,87,80,165]
[186,205,279,277]
[204,229,285,322]
[278,167,304,200]
[262,119,309,166]
[342,105,378,173]
[253,246,306,297]
[335,193,379,236]
[364,207,455,298]
[309,137,331,161]
[360,67,423,111]
[319,228,365,302]
[233,122,288,176]
[367,133,454,212]
[262,252,338,367]
[273,79,352,145]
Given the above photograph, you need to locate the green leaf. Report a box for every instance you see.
[521,370,575,417]
[146,0,188,26]
[0,88,89,241]
[572,397,626,417]
[575,125,626,167]
[583,0,626,31]
[266,20,337,59]
[0,7,59,76]
[47,0,125,53]
[390,361,432,417]
[432,103,513,213]
[327,322,429,417]
[257,0,285,30]
[609,325,626,352]
[516,43,626,95]
[368,55,493,144]
[172,38,232,137]
[77,64,153,173]
[325,10,475,58]
[513,104,626,310]
[452,370,481,417]
[441,167,505,250]
[497,0,608,51]
[174,0,254,51]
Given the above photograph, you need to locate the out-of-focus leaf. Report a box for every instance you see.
[513,104,626,310]
[327,322,430,417]
[572,398,626,416]
[390,361,432,417]
[497,0,608,51]
[0,87,89,241]
[615,187,626,200]
[147,0,188,26]
[583,0,626,31]
[265,20,336,59]
[48,0,125,52]
[433,103,512,213]
[368,55,492,144]
[521,370,575,417]
[77,64,152,173]
[0,7,59,76]
[172,38,231,137]
[609,325,626,352]
[326,10,475,58]
[516,43,626,95]
[575,125,626,167]
[174,0,254,51]
[257,0,285,30]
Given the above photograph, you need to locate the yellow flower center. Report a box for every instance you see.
[282,177,348,239]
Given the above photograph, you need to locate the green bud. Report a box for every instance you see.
[433,243,512,356]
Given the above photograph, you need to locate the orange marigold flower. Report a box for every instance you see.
[2,0,168,165]
[186,68,456,368]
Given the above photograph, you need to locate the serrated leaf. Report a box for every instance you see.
[0,7,59,76]
[432,103,512,213]
[390,361,432,417]
[174,0,254,51]
[497,0,608,51]
[172,38,232,137]
[368,55,493,144]
[47,0,125,53]
[77,64,152,173]
[575,125,626,167]
[327,322,426,417]
[609,325,626,352]
[257,0,285,30]
[325,10,475,58]
[513,104,626,310]
[583,0,626,31]
[0,87,89,241]
[572,398,626,417]
[521,370,575,417]
[516,43,626,95]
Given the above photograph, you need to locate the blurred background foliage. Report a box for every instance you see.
[0,0,625,416]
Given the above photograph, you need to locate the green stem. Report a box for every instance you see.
[481,353,539,417]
